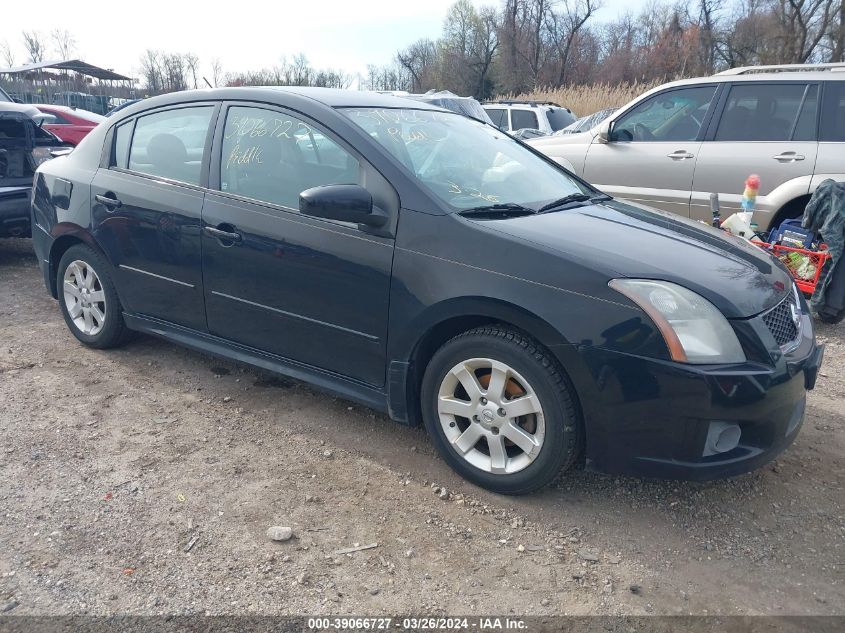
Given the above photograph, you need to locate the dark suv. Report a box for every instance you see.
[31,88,823,494]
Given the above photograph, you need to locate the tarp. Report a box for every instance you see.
[405,90,493,124]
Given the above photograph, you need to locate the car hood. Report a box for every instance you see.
[528,130,593,147]
[482,199,792,318]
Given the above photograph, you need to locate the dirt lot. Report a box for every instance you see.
[0,237,842,617]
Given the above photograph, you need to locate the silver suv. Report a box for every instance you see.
[484,100,576,135]
[529,63,845,231]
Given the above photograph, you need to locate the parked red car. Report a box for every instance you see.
[35,105,105,146]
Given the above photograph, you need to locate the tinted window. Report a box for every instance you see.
[220,106,359,210]
[112,122,132,169]
[614,86,717,142]
[546,108,575,131]
[128,106,213,185]
[820,82,845,142]
[511,109,538,130]
[46,112,71,124]
[484,108,508,129]
[715,83,818,142]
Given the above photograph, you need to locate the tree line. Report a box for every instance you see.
[369,0,845,99]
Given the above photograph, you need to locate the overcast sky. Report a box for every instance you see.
[2,0,630,83]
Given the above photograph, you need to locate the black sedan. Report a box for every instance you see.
[30,88,823,494]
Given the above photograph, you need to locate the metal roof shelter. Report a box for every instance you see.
[0,59,135,114]
[0,59,132,82]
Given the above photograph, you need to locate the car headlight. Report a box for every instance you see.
[609,279,746,364]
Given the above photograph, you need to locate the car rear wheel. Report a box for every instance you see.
[421,325,582,495]
[57,244,131,349]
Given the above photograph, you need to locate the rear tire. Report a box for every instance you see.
[420,325,582,495]
[57,244,131,349]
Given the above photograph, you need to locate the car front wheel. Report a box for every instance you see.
[421,325,582,495]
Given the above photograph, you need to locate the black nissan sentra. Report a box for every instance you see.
[31,88,824,494]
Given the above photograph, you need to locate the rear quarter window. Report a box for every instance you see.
[820,82,845,142]
[511,109,538,130]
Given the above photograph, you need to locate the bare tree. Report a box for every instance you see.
[548,0,598,85]
[210,58,224,87]
[0,40,15,68]
[774,0,836,63]
[22,31,47,64]
[51,29,76,60]
[396,38,437,92]
[185,53,200,89]
[828,1,845,61]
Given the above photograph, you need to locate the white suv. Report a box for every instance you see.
[528,63,845,232]
[484,100,576,135]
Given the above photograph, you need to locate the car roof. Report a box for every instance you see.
[658,71,845,90]
[114,87,446,121]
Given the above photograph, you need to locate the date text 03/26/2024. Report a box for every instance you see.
[307,617,528,630]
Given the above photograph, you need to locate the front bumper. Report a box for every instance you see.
[0,186,32,237]
[578,319,823,480]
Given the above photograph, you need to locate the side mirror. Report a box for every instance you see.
[596,119,613,143]
[299,184,387,227]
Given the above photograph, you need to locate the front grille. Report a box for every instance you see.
[762,290,800,348]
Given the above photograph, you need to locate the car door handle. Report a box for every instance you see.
[772,152,805,162]
[94,194,122,209]
[667,150,695,160]
[203,225,242,244]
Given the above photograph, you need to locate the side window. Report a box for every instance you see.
[220,106,360,210]
[128,106,213,185]
[511,109,538,130]
[112,122,132,169]
[47,112,70,124]
[820,82,845,142]
[613,86,717,142]
[484,108,508,130]
[715,83,818,142]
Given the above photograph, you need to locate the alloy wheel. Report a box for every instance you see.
[437,358,545,474]
[63,260,107,336]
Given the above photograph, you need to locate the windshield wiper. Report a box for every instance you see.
[537,193,610,213]
[459,203,537,218]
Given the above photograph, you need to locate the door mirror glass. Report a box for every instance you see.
[299,184,385,227]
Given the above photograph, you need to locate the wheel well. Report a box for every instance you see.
[405,313,575,427]
[769,195,811,232]
[47,235,86,298]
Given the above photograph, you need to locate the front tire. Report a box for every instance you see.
[57,244,131,349]
[421,325,582,495]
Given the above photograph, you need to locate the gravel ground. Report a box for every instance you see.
[0,237,842,617]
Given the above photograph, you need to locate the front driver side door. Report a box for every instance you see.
[200,104,398,387]
[583,85,719,216]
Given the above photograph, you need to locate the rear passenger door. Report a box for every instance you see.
[690,82,819,223]
[91,103,218,331]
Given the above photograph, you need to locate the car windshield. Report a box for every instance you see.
[343,107,590,211]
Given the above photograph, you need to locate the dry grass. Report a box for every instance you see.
[508,82,661,117]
